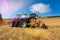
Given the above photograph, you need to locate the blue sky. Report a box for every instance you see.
[0,0,60,18]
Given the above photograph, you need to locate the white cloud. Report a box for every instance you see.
[30,3,51,14]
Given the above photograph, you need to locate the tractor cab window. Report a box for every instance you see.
[30,13,36,18]
[21,14,27,18]
[16,14,27,19]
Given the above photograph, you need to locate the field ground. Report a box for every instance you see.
[0,17,60,40]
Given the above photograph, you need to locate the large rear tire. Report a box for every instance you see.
[21,21,27,28]
[18,20,27,28]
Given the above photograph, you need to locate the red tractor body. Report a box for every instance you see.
[12,18,19,22]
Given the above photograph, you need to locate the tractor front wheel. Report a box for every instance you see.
[9,22,15,27]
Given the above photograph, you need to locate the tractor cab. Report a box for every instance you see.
[10,14,28,27]
[16,14,27,19]
[10,13,47,29]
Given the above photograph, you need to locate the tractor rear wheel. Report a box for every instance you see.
[18,20,27,28]
[21,21,27,28]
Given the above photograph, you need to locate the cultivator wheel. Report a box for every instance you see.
[39,21,48,29]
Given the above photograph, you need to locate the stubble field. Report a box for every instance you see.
[0,17,60,40]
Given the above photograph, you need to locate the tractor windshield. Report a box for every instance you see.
[21,14,27,18]
[16,14,27,19]
[30,13,36,18]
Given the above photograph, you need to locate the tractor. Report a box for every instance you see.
[9,13,47,29]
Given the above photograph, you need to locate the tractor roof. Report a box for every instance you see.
[16,14,27,16]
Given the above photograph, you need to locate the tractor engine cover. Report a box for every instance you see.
[12,18,19,22]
